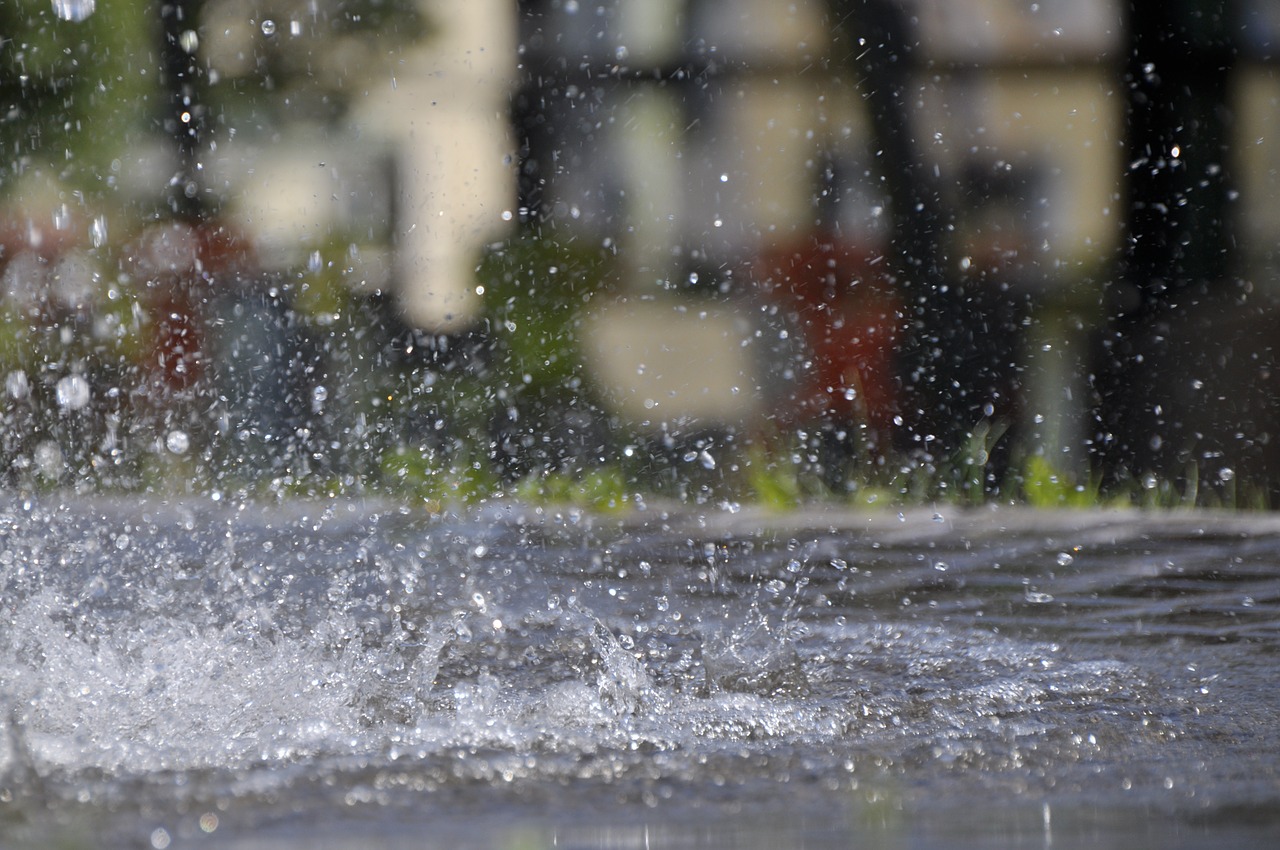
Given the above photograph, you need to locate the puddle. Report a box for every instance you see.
[1,498,1278,848]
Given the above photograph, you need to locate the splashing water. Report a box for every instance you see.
[1,498,1279,847]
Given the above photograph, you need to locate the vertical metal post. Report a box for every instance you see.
[1095,0,1241,482]
[1122,0,1237,306]
[827,0,963,457]
[159,0,205,221]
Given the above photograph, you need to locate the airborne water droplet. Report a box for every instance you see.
[166,430,190,455]
[90,215,108,249]
[51,0,96,23]
[55,375,91,411]
[6,371,30,400]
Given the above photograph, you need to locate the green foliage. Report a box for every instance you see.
[379,443,498,507]
[1018,455,1106,509]
[0,0,153,199]
[511,465,632,512]
[475,231,617,402]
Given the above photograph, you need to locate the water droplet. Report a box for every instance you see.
[1218,467,1235,482]
[1056,552,1074,566]
[34,441,63,477]
[90,215,108,248]
[261,19,277,36]
[55,375,91,411]
[165,430,190,455]
[6,371,29,400]
[51,0,95,23]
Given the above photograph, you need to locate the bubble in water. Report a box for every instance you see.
[51,0,95,22]
[261,19,277,36]
[55,374,91,411]
[165,430,190,455]
[1056,552,1074,566]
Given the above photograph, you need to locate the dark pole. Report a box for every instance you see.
[1096,1,1240,479]
[159,0,205,222]
[1121,0,1237,308]
[827,0,965,458]
[148,0,212,401]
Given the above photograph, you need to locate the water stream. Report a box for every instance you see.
[1,497,1278,848]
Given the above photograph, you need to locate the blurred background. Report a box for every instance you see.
[1,0,1279,506]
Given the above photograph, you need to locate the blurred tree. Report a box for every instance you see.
[0,0,153,205]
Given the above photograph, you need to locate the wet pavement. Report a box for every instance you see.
[1,496,1278,848]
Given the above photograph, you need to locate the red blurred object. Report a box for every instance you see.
[130,221,256,394]
[755,236,902,441]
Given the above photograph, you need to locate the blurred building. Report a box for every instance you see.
[515,0,1122,470]
[200,0,517,332]
[6,0,1280,495]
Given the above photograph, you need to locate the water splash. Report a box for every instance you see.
[0,498,1274,846]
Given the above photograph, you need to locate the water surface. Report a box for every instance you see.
[2,497,1278,848]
